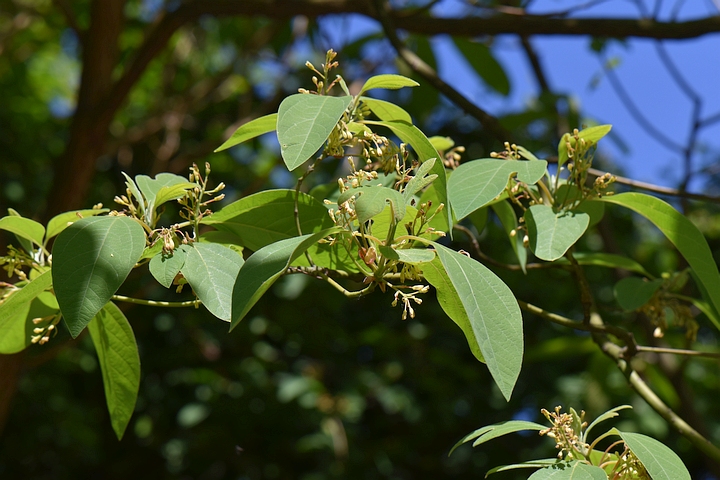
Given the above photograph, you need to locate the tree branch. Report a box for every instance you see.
[587,168,720,203]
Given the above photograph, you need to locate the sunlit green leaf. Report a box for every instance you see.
[45,209,110,243]
[0,216,45,247]
[426,244,523,400]
[201,189,332,251]
[52,216,146,338]
[360,97,412,123]
[181,243,244,321]
[558,125,612,169]
[449,159,547,220]
[616,430,691,480]
[583,405,632,442]
[215,113,278,152]
[358,74,418,96]
[135,173,196,223]
[198,230,245,256]
[526,205,589,261]
[231,227,343,329]
[88,302,140,440]
[377,245,435,264]
[0,271,53,354]
[277,94,352,170]
[428,136,454,152]
[600,192,720,321]
[485,459,567,476]
[403,157,438,202]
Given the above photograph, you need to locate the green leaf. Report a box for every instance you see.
[614,277,662,311]
[369,204,417,242]
[135,173,196,223]
[558,125,612,169]
[0,271,53,354]
[181,243,244,321]
[87,302,141,440]
[377,245,435,264]
[366,120,449,231]
[492,201,527,272]
[554,252,652,277]
[526,205,589,261]
[45,209,110,243]
[450,420,545,455]
[617,430,691,480]
[423,257,485,363]
[149,245,189,289]
[0,216,45,247]
[452,37,510,96]
[52,216,146,338]
[358,74,419,96]
[485,459,567,476]
[198,230,245,256]
[139,241,163,261]
[403,157,438,202]
[277,94,352,170]
[215,113,278,152]
[231,227,343,330]
[528,462,608,479]
[360,97,412,123]
[426,243,523,400]
[583,405,632,443]
[449,159,548,220]
[428,136,454,152]
[337,185,406,224]
[601,192,720,318]
[201,189,331,251]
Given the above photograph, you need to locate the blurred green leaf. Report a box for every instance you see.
[0,271,53,354]
[452,37,510,96]
[358,74,418,96]
[614,277,662,311]
[451,420,545,455]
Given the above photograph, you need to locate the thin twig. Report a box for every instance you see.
[636,345,720,359]
[587,168,720,203]
[111,294,201,307]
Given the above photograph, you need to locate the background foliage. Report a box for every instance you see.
[1,0,720,478]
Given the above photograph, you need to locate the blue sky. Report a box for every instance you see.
[318,0,720,191]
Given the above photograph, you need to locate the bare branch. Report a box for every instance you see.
[588,168,720,203]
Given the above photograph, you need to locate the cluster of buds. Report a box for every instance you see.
[31,313,61,345]
[443,145,465,169]
[391,284,429,320]
[490,142,522,160]
[404,201,445,237]
[0,245,34,280]
[299,50,341,96]
[178,163,225,226]
[591,172,616,198]
[539,406,589,460]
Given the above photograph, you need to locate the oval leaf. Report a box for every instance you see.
[149,245,189,289]
[449,159,548,220]
[45,208,110,243]
[215,113,278,152]
[0,216,45,247]
[201,189,332,251]
[277,94,352,171]
[426,243,523,400]
[0,271,53,354]
[452,37,510,96]
[600,192,720,321]
[87,302,141,440]
[231,227,343,330]
[618,431,691,480]
[358,74,419,96]
[181,243,244,321]
[337,185,406,224]
[526,205,589,261]
[52,216,146,338]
